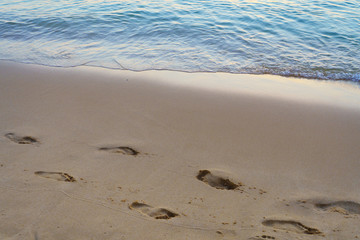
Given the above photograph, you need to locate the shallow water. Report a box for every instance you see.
[0,0,359,82]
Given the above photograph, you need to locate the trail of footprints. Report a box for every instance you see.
[3,132,360,237]
[195,169,324,237]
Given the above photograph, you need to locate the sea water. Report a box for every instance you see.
[0,0,359,82]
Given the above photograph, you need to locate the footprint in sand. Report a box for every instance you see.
[129,201,179,220]
[99,146,139,156]
[34,171,76,182]
[315,200,360,215]
[4,133,39,144]
[262,219,322,235]
[196,169,242,190]
[249,235,275,240]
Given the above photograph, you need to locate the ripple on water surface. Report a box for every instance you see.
[0,0,359,82]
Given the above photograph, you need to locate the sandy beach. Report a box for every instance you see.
[1,61,360,240]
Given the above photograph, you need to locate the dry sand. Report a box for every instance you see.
[1,61,360,240]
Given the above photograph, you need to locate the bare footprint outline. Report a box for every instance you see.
[5,133,39,144]
[34,171,76,182]
[129,201,179,220]
[262,219,321,235]
[196,169,242,190]
[99,146,139,156]
[315,200,360,215]
[249,235,275,240]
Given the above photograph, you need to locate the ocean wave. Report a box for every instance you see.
[1,58,359,83]
[0,0,359,83]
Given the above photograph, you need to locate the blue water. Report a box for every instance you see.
[0,0,359,82]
